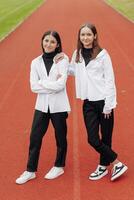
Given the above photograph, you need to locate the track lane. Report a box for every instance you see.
[0,0,134,199]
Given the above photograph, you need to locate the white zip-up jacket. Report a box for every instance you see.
[30,54,71,113]
[70,49,117,113]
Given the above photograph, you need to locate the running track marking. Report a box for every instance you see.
[72,93,81,200]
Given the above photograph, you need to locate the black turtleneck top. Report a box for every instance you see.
[81,47,93,66]
[42,51,57,75]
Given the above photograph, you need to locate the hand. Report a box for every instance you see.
[55,53,64,64]
[103,113,111,119]
[102,109,112,119]
[56,74,62,80]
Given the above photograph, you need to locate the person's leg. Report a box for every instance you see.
[51,112,68,167]
[100,108,117,166]
[44,112,68,179]
[83,100,102,153]
[16,110,50,184]
[83,100,127,181]
[27,110,50,172]
[99,102,128,181]
[83,100,117,180]
[83,100,109,180]
[83,100,117,165]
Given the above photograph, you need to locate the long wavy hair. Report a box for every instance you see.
[76,23,101,63]
[41,30,62,53]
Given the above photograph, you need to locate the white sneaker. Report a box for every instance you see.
[89,165,108,180]
[44,167,64,179]
[15,171,36,184]
[111,162,128,181]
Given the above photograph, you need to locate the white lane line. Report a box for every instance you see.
[72,87,81,200]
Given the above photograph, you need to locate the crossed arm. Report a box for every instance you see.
[30,59,68,94]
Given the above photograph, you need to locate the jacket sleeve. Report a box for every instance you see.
[68,50,76,76]
[38,58,69,92]
[30,61,54,94]
[103,52,117,112]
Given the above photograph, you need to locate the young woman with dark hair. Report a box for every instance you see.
[16,30,71,184]
[70,23,128,181]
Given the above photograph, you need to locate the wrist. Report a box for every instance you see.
[103,107,112,114]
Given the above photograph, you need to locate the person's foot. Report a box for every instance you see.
[15,171,36,184]
[89,165,108,180]
[44,167,64,179]
[111,162,128,181]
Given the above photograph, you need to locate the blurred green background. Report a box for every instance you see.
[105,0,134,21]
[0,0,133,41]
[0,0,44,41]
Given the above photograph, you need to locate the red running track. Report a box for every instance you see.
[0,0,134,199]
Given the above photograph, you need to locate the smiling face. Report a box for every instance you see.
[42,34,58,53]
[80,26,96,48]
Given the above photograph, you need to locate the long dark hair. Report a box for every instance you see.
[41,30,62,53]
[76,23,101,63]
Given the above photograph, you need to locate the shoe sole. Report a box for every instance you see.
[111,166,128,181]
[44,171,64,180]
[89,170,108,180]
[16,175,36,184]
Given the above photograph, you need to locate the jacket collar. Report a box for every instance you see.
[79,48,107,61]
[96,49,107,58]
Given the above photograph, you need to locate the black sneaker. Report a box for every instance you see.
[89,165,108,180]
[111,162,128,181]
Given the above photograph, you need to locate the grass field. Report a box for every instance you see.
[0,0,44,41]
[0,0,133,42]
[105,0,134,21]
